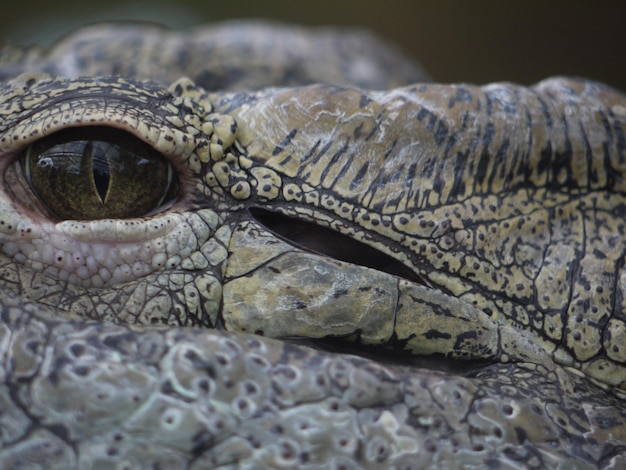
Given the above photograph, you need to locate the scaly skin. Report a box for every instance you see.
[0,22,625,468]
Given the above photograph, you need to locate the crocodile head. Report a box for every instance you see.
[0,22,625,468]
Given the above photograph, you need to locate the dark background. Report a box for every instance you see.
[2,1,625,91]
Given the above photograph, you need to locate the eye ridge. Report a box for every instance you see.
[21,126,179,220]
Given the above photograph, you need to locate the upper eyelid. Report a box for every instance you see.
[0,76,202,165]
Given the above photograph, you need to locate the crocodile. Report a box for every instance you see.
[0,21,625,469]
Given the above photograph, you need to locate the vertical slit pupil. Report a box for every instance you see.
[93,165,110,203]
[90,144,111,203]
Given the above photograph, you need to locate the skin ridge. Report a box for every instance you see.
[0,22,624,468]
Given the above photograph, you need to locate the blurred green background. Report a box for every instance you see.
[2,1,625,90]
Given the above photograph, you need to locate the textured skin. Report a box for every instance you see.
[0,22,626,468]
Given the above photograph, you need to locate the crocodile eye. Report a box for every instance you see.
[20,126,178,220]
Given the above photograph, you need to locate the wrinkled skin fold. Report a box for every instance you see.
[0,22,625,468]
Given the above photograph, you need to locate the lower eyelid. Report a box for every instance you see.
[0,209,219,289]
